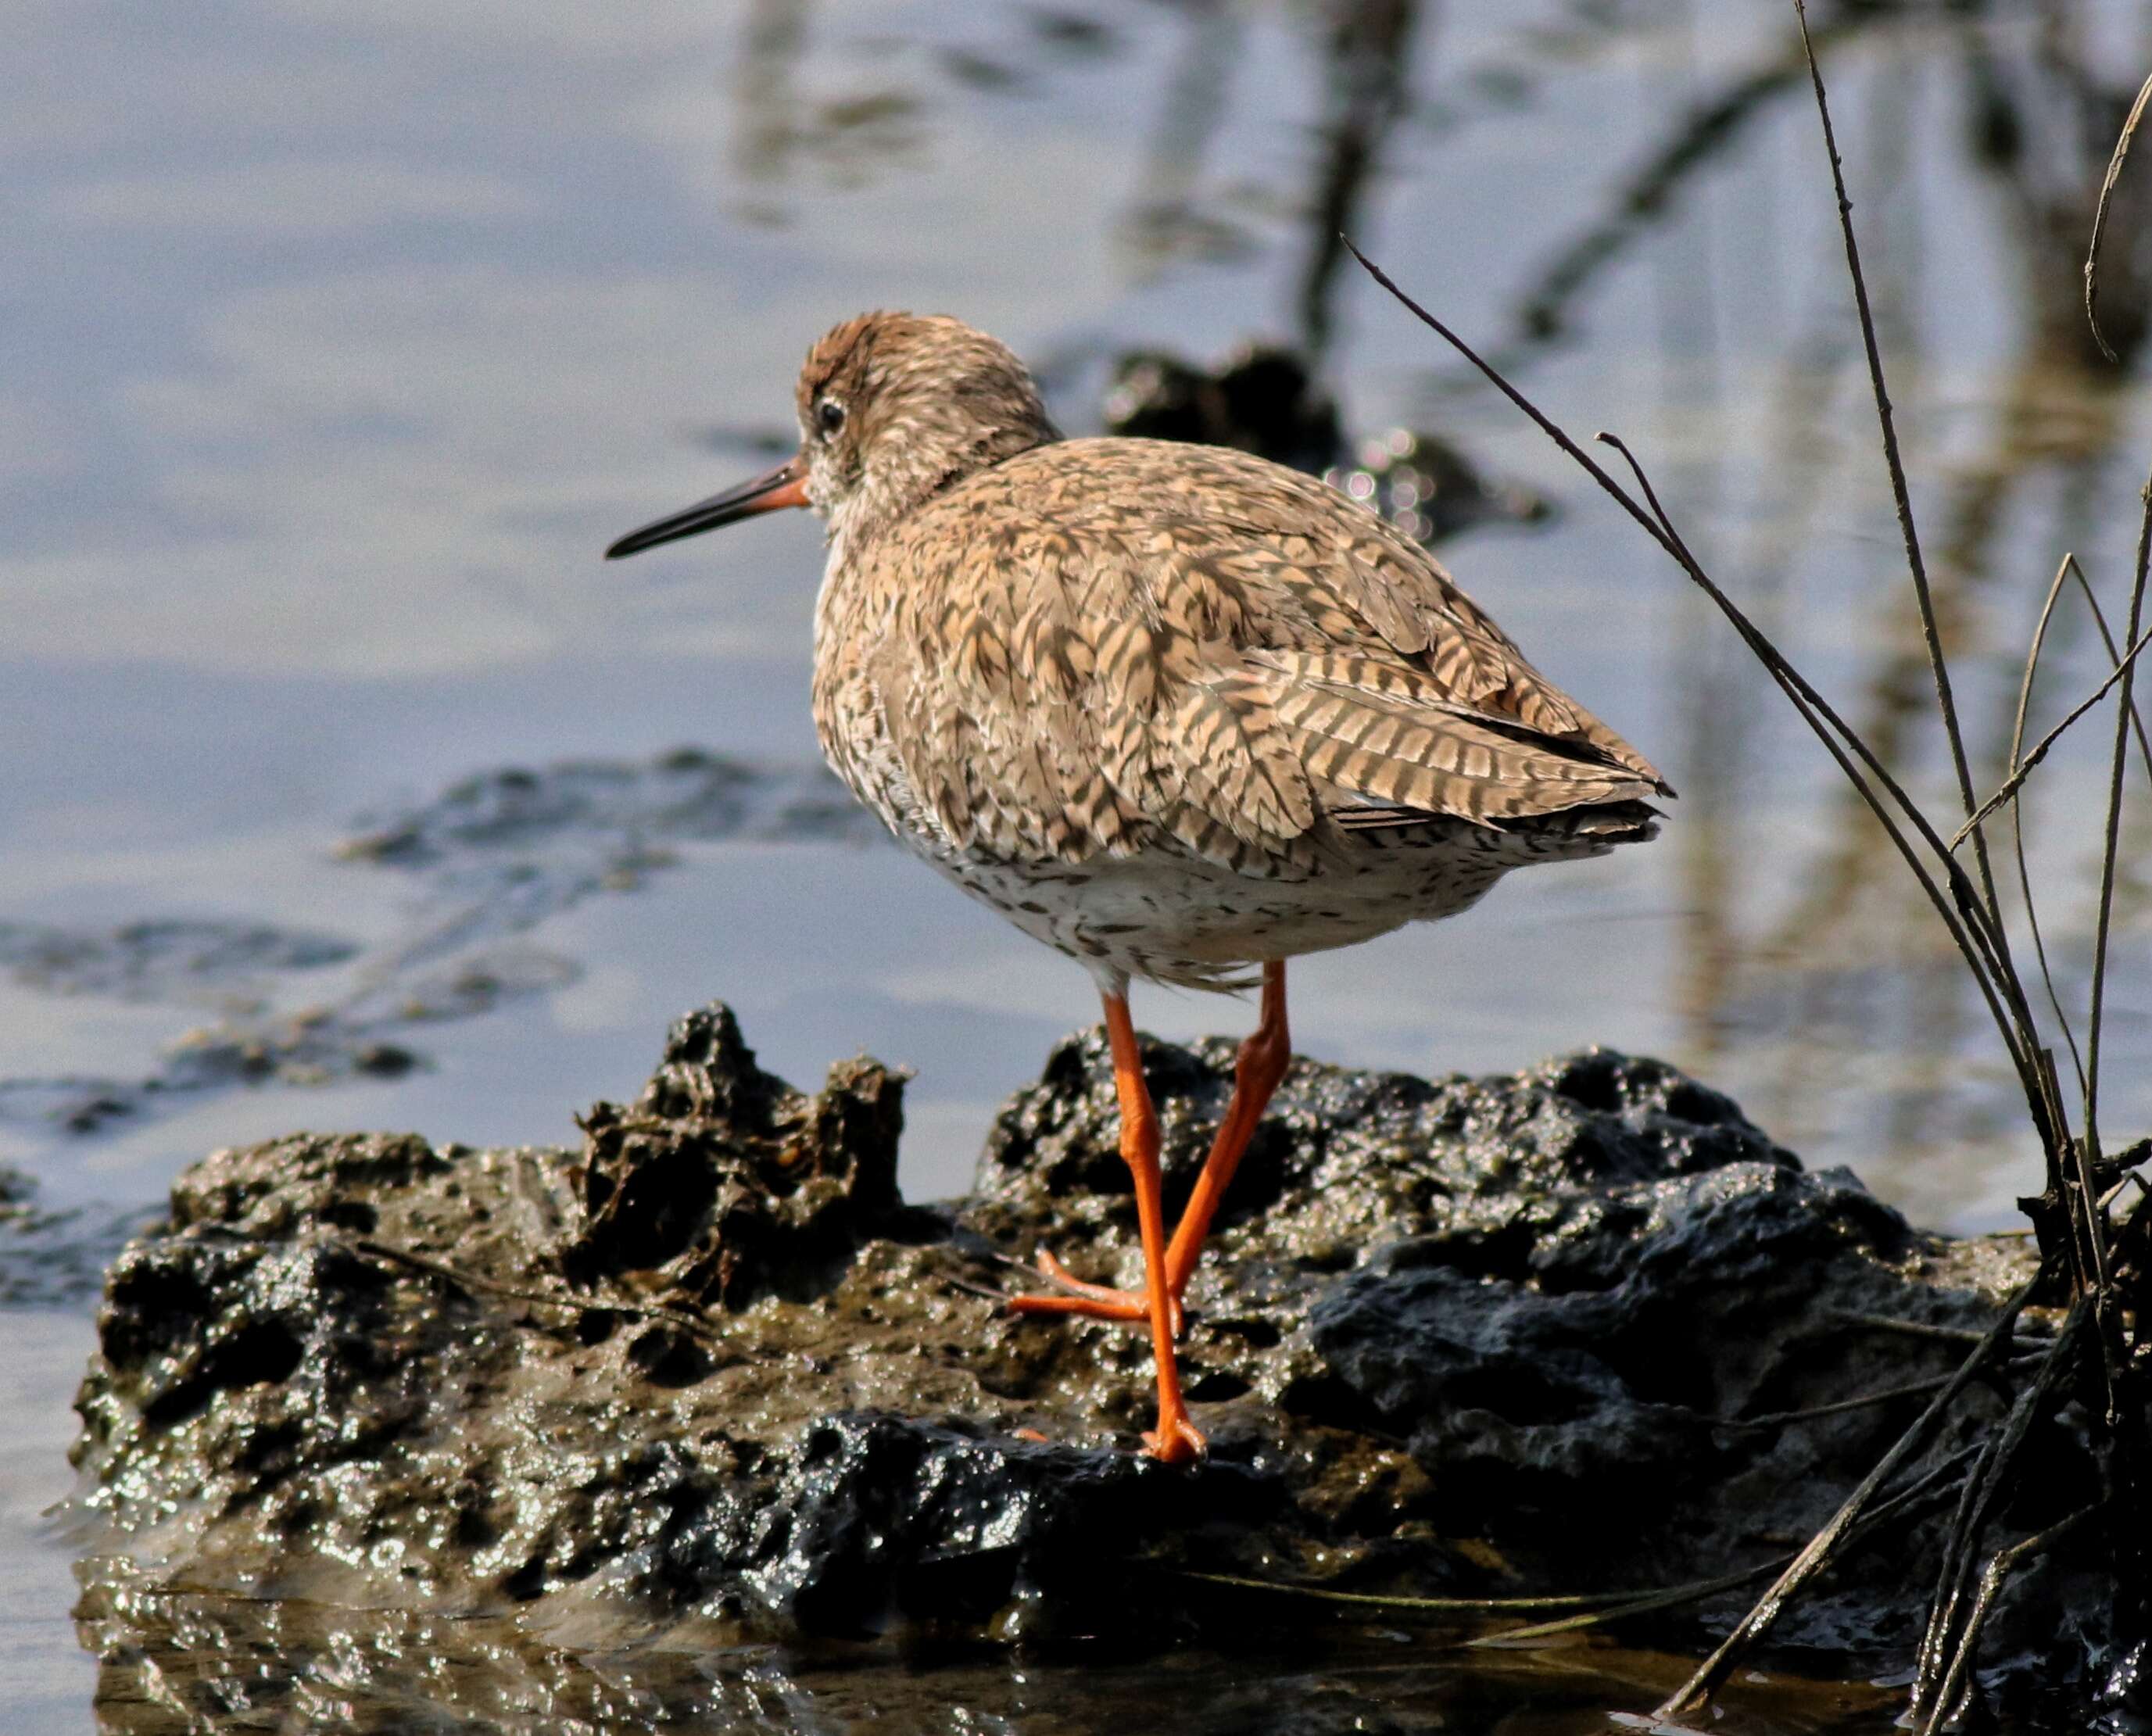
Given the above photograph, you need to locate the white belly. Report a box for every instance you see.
[910,829,1517,991]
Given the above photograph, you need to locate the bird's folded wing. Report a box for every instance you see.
[869,445,1666,869]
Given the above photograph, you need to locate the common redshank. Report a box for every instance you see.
[607,313,1669,1464]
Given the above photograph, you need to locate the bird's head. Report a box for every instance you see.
[606,311,1058,564]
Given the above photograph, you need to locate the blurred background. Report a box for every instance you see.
[2,0,2151,1720]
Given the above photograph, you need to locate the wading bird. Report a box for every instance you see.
[607,313,1667,1463]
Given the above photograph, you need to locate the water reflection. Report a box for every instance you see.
[1640,0,2152,1215]
[75,1572,1895,1736]
[1118,0,1253,273]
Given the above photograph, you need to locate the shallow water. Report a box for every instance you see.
[65,1598,1910,1736]
[4,0,2150,1727]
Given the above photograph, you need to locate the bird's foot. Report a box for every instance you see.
[1004,1248,1183,1334]
[1142,1411,1207,1466]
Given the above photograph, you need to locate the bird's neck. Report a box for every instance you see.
[828,414,1058,562]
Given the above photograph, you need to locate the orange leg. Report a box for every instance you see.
[1164,959,1289,1294]
[1099,991,1204,1463]
[1003,1247,1172,1330]
[1007,961,1290,1332]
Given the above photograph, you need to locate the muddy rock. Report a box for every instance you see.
[72,1004,2089,1724]
[560,1004,908,1312]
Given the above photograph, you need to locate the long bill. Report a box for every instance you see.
[603,453,809,560]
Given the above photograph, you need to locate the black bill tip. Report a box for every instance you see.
[605,456,810,560]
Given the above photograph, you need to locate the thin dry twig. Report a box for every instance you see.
[2010,557,2092,1097]
[2066,478,2152,1419]
[1188,1440,1981,1655]
[1950,615,2152,847]
[1790,0,2000,930]
[1459,1559,1787,1649]
[1721,1373,1956,1430]
[1654,1283,2032,1718]
[2066,557,2152,789]
[1341,239,2046,1126]
[2068,91,2152,1635]
[1466,1437,1985,1651]
[1173,1571,1616,1614]
[1594,428,2028,1052]
[1829,1311,2050,1350]
[1913,1303,2087,1718]
[2085,69,2152,365]
[2085,464,2152,1161]
[1791,5,2092,1221]
[1919,1505,2100,1735]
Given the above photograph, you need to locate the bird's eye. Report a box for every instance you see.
[816,399,846,437]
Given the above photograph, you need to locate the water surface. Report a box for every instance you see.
[5,1,2150,1728]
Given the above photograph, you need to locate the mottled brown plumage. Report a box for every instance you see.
[607,311,1670,1463]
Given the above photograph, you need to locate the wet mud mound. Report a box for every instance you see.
[68,1005,2101,1727]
